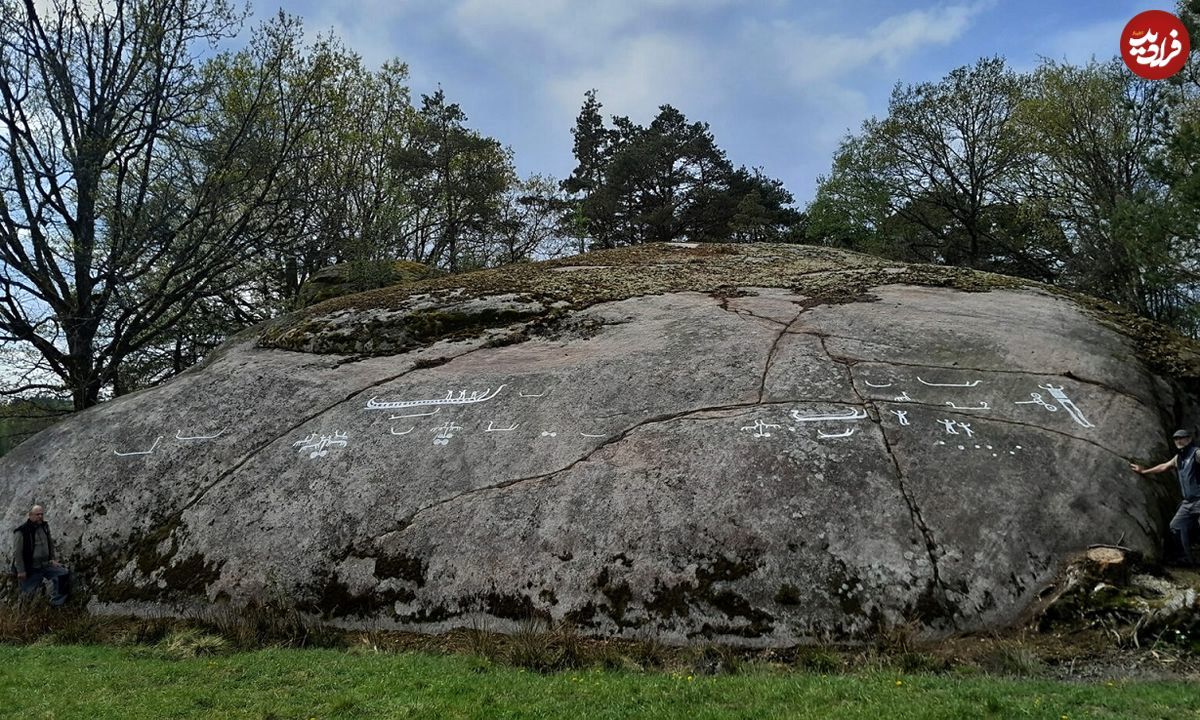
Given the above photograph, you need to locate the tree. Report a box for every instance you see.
[562,89,612,250]
[563,93,803,248]
[1015,59,1180,319]
[490,174,575,266]
[391,89,512,272]
[809,58,1061,280]
[0,1,346,408]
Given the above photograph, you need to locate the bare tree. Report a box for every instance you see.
[0,0,343,408]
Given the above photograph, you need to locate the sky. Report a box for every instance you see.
[247,0,1178,205]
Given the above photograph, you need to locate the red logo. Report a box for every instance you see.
[1121,10,1190,80]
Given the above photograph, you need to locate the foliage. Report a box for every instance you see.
[563,92,803,248]
[809,58,1062,281]
[0,397,70,457]
[0,1,348,408]
[809,46,1200,336]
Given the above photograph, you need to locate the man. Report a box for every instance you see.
[11,505,70,606]
[1131,428,1200,566]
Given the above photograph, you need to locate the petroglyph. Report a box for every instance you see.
[114,436,163,457]
[366,386,506,411]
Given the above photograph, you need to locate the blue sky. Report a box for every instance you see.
[254,0,1176,205]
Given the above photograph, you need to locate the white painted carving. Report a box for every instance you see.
[1038,384,1094,428]
[389,407,440,420]
[937,419,959,435]
[484,421,519,432]
[1015,392,1058,412]
[580,432,606,438]
[918,377,982,388]
[893,391,914,402]
[389,426,414,436]
[431,422,463,446]
[865,381,893,388]
[540,430,558,438]
[817,428,857,439]
[519,389,549,398]
[365,386,506,411]
[293,431,349,459]
[944,401,990,411]
[957,422,975,438]
[114,435,163,457]
[789,408,868,423]
[891,410,910,426]
[175,429,225,441]
[741,419,781,438]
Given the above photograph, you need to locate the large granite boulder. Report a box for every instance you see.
[3,242,1197,645]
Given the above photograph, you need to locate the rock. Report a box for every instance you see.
[1,242,1196,645]
[295,259,440,308]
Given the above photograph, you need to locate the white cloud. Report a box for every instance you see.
[546,33,717,125]
[755,3,990,87]
[450,0,737,61]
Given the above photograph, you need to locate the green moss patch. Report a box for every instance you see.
[256,241,1200,391]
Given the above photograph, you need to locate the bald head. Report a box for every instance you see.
[28,505,44,524]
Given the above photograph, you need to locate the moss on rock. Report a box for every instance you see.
[258,242,1200,385]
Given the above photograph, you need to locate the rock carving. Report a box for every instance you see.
[389,426,414,436]
[580,432,606,438]
[741,419,781,438]
[865,381,893,388]
[484,422,519,432]
[431,422,463,446]
[891,410,910,426]
[789,408,869,423]
[540,430,558,438]
[293,431,349,459]
[114,435,163,457]
[944,401,990,411]
[938,419,959,435]
[918,377,982,388]
[366,386,506,411]
[388,407,440,420]
[817,428,857,439]
[1015,392,1057,412]
[894,391,914,402]
[174,429,225,441]
[1038,384,1094,428]
[519,389,549,398]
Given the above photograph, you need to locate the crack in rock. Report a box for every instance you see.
[384,394,883,536]
[816,336,953,617]
[175,342,491,518]
[787,333,1151,410]
[389,400,773,532]
[715,300,791,329]
[758,308,807,404]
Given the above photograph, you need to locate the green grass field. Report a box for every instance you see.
[1,644,1198,720]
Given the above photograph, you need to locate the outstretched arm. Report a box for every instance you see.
[1131,455,1177,475]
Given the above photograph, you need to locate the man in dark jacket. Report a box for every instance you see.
[1131,428,1200,566]
[11,505,70,606]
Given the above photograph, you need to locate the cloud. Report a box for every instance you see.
[546,33,718,124]
[751,3,989,88]
[451,0,738,60]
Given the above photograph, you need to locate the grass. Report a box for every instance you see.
[1,643,1198,720]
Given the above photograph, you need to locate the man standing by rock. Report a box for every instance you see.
[1131,429,1200,566]
[11,505,70,606]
